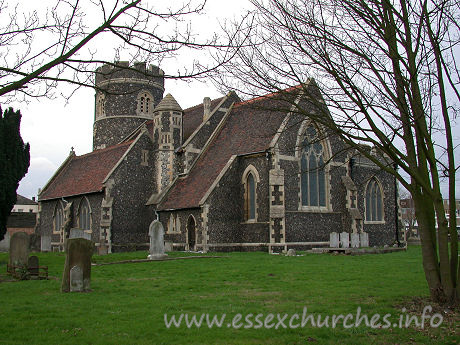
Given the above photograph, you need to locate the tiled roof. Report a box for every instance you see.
[183,97,224,140]
[39,141,133,201]
[16,194,37,205]
[159,94,293,210]
[140,96,224,143]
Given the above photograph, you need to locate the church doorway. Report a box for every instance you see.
[187,215,196,251]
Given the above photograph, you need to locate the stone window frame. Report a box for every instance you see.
[141,149,149,166]
[172,115,181,126]
[161,134,171,144]
[295,120,332,212]
[95,92,106,118]
[364,177,385,224]
[53,201,65,234]
[167,214,181,234]
[242,165,260,223]
[136,90,154,116]
[77,196,93,233]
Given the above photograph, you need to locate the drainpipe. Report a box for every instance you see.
[349,157,355,180]
[393,163,400,246]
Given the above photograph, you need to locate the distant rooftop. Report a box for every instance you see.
[16,194,37,205]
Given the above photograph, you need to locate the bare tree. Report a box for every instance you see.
[0,0,231,102]
[213,0,459,304]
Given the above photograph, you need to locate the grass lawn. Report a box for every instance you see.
[0,246,458,344]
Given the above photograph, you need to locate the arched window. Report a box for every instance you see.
[137,91,153,115]
[247,173,256,220]
[78,198,91,230]
[365,178,384,222]
[96,93,105,118]
[53,203,64,234]
[242,165,260,221]
[300,125,327,208]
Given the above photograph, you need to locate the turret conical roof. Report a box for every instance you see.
[154,93,182,112]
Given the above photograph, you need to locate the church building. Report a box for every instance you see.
[37,62,399,254]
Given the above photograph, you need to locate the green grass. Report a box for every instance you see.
[0,247,458,344]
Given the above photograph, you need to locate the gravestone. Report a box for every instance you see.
[27,255,39,276]
[9,232,30,268]
[70,266,84,292]
[69,228,91,241]
[147,220,168,260]
[164,241,173,252]
[41,235,51,252]
[286,248,296,256]
[340,232,350,248]
[351,233,360,248]
[330,232,339,248]
[61,238,94,292]
[360,232,369,247]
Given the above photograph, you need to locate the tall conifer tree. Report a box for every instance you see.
[0,107,30,240]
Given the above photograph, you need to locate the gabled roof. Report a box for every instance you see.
[39,141,134,201]
[16,194,37,205]
[183,97,224,140]
[158,92,296,210]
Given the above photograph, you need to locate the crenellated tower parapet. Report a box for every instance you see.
[93,61,165,150]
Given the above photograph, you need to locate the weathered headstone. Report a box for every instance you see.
[164,241,173,252]
[147,220,168,260]
[70,265,84,292]
[41,235,51,252]
[351,233,360,248]
[61,238,94,292]
[286,248,296,256]
[27,255,39,276]
[330,232,339,248]
[8,232,30,268]
[69,228,91,241]
[360,232,369,247]
[340,232,350,248]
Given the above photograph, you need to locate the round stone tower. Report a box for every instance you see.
[93,61,164,150]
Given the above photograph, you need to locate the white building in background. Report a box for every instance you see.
[11,194,38,213]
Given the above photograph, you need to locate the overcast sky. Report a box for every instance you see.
[3,0,458,200]
[6,0,248,199]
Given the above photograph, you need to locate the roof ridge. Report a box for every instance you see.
[183,96,224,114]
[75,140,133,159]
[234,85,303,108]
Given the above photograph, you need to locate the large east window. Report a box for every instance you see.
[300,125,327,208]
